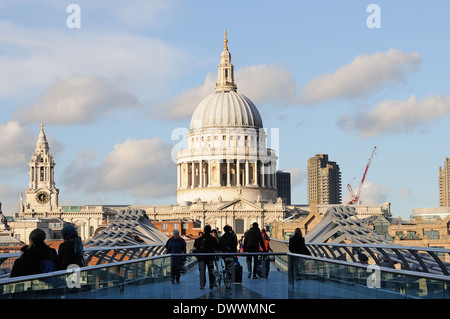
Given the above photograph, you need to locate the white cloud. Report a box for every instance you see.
[345,181,391,205]
[0,20,187,100]
[287,167,306,187]
[301,49,420,104]
[0,121,64,174]
[152,63,298,120]
[0,121,36,171]
[62,138,176,199]
[13,75,140,125]
[0,183,23,216]
[399,189,418,202]
[151,72,216,120]
[338,94,450,137]
[113,0,174,28]
[236,63,297,107]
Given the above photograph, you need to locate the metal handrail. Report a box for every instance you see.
[270,238,450,276]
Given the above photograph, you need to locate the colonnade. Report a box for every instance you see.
[177,158,277,190]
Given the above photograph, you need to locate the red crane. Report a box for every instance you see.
[347,146,377,204]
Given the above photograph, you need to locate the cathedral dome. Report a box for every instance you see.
[177,31,278,206]
[190,90,263,129]
[189,30,263,130]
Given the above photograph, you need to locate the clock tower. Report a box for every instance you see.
[20,124,60,217]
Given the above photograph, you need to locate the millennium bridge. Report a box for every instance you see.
[0,207,449,300]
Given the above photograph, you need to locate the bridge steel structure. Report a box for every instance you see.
[1,206,450,299]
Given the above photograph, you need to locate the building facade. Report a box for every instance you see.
[307,154,341,205]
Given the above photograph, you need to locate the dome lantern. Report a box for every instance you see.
[215,30,236,92]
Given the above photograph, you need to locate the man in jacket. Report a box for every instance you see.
[219,225,238,282]
[243,222,267,279]
[194,225,220,289]
[166,229,186,283]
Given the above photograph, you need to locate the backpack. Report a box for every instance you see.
[196,237,207,253]
[40,250,57,273]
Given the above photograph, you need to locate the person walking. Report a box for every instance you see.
[10,228,60,277]
[243,222,267,279]
[194,225,220,289]
[288,228,310,282]
[219,225,238,282]
[166,229,187,283]
[260,228,271,278]
[58,224,85,270]
[288,228,310,255]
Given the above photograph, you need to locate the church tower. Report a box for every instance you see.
[20,124,59,217]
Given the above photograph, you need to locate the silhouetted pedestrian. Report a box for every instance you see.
[58,224,85,269]
[243,222,267,279]
[288,228,310,281]
[194,225,220,289]
[289,228,310,255]
[10,228,60,277]
[166,229,186,283]
[219,225,238,282]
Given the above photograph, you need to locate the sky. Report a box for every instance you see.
[0,0,449,220]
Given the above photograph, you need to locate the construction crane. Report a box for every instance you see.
[347,146,377,204]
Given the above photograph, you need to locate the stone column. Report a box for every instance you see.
[227,161,230,186]
[191,161,195,188]
[236,160,240,186]
[217,161,221,186]
[208,160,211,186]
[185,162,189,188]
[252,161,257,186]
[199,160,203,187]
[245,159,249,186]
[176,164,180,189]
[261,162,265,187]
[273,171,276,189]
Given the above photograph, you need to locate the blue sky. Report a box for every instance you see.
[0,1,449,219]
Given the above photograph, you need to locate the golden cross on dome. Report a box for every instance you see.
[223,29,228,50]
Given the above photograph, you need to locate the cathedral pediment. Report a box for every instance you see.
[216,197,263,212]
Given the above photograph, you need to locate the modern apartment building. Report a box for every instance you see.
[307,154,341,205]
[439,157,450,207]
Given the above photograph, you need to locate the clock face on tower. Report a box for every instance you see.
[36,191,50,204]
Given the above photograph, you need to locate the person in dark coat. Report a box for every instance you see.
[289,228,311,255]
[10,228,60,277]
[288,228,310,281]
[194,225,220,289]
[219,225,238,281]
[58,224,85,270]
[166,229,186,283]
[243,222,267,279]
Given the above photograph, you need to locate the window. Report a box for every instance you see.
[162,223,167,230]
